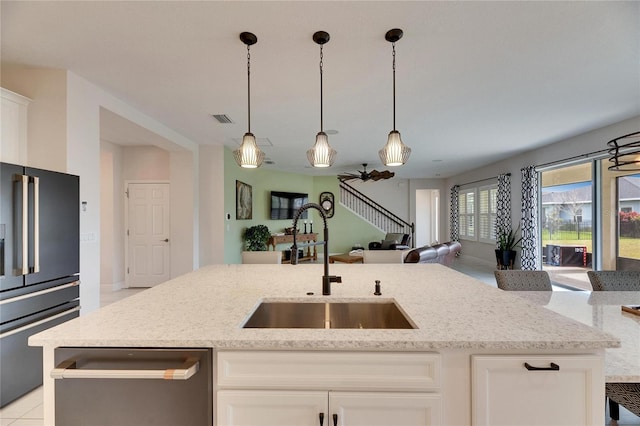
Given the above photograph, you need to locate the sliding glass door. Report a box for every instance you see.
[540,163,593,290]
[614,174,640,270]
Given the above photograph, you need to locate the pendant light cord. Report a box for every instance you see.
[319,44,324,132]
[392,42,396,131]
[247,44,251,133]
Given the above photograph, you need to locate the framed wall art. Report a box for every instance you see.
[236,180,252,220]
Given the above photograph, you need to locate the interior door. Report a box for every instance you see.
[127,183,170,287]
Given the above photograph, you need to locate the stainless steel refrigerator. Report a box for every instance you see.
[0,162,80,407]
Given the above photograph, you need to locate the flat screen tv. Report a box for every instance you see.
[270,191,308,220]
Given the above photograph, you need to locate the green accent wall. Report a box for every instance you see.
[224,148,385,263]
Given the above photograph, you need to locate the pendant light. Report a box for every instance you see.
[607,131,640,171]
[234,32,265,168]
[307,31,337,168]
[379,28,411,167]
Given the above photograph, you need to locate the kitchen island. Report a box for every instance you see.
[31,264,620,425]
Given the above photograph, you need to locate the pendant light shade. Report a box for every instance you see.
[379,28,411,167]
[234,32,265,168]
[308,31,336,168]
[380,130,410,167]
[307,131,335,168]
[235,132,264,169]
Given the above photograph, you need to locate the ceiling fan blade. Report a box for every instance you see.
[337,173,359,181]
[366,170,395,181]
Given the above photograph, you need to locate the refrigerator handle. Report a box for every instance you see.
[30,175,40,273]
[13,174,29,275]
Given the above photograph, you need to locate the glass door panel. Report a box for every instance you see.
[540,163,593,290]
[615,174,640,270]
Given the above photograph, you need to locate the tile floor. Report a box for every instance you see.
[2,263,638,425]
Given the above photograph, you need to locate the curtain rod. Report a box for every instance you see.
[457,173,510,188]
[535,147,610,170]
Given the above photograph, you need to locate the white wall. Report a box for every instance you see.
[350,179,410,220]
[446,115,640,265]
[199,144,225,266]
[1,67,201,314]
[1,65,67,172]
[122,146,170,180]
[170,151,196,276]
[100,141,125,290]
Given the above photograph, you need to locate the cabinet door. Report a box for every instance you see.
[217,390,327,426]
[329,391,441,426]
[472,355,603,426]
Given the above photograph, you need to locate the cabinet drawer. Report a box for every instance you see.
[217,351,440,391]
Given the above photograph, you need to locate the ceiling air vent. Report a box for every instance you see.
[212,114,234,124]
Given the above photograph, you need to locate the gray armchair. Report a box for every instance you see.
[494,270,552,291]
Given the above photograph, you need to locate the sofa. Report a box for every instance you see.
[362,249,411,264]
[368,233,411,250]
[403,241,462,266]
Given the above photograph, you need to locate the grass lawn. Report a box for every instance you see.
[619,237,640,259]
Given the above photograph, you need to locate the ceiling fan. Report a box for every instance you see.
[337,163,395,182]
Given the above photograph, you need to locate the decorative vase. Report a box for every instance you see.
[495,249,517,270]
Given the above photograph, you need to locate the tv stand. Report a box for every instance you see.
[267,233,318,263]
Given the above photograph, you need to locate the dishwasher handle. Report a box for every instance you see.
[51,356,200,380]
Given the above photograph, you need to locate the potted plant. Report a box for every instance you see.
[243,224,271,251]
[495,225,523,269]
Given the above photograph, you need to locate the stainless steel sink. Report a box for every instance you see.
[242,301,415,329]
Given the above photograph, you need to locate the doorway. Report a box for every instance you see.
[415,189,440,247]
[125,182,171,287]
[540,163,593,290]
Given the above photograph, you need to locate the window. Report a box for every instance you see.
[479,185,498,243]
[459,184,497,242]
[459,188,475,240]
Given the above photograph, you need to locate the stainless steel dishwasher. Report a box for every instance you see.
[53,347,212,425]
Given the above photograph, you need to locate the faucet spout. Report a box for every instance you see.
[291,203,340,295]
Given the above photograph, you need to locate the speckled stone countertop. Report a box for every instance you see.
[30,264,620,351]
[516,291,640,382]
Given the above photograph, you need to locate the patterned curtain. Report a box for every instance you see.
[450,185,460,241]
[495,173,511,244]
[520,166,539,270]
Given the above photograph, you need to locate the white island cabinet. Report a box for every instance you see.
[472,354,603,426]
[28,264,620,425]
[217,351,442,425]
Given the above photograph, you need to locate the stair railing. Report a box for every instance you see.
[338,180,415,247]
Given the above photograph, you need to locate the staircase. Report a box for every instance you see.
[339,180,414,246]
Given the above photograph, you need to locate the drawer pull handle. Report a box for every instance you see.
[333,413,338,426]
[319,412,324,425]
[524,362,559,371]
[51,357,199,380]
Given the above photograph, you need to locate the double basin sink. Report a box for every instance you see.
[243,300,415,329]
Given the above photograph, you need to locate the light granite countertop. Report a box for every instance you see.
[30,264,620,351]
[515,290,640,382]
